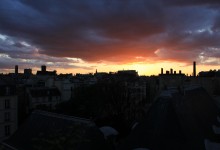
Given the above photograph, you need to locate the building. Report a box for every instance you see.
[74,73,97,86]
[118,86,219,150]
[2,110,108,150]
[15,65,18,75]
[158,68,185,90]
[199,70,220,77]
[36,65,56,76]
[55,79,75,101]
[26,87,61,110]
[24,69,32,77]
[159,68,184,76]
[117,70,138,77]
[94,71,108,80]
[0,79,17,141]
[123,79,147,105]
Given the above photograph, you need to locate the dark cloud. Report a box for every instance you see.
[0,0,220,67]
[0,0,165,60]
[0,52,94,72]
[164,0,220,6]
[212,15,220,32]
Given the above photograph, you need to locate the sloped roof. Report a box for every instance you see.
[4,110,109,150]
[99,126,119,139]
[118,87,219,150]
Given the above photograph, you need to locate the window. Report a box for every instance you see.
[6,87,10,95]
[5,125,10,136]
[5,99,10,109]
[4,112,10,122]
[48,96,52,102]
[42,97,45,102]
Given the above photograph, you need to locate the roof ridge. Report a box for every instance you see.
[33,110,94,125]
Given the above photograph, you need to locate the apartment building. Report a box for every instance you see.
[0,80,17,141]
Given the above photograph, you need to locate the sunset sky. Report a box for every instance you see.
[0,0,220,76]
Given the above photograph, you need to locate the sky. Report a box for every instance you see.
[0,0,220,75]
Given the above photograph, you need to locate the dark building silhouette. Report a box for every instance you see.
[24,69,32,77]
[170,68,173,74]
[41,65,46,72]
[159,69,184,76]
[15,65,18,74]
[193,61,196,77]
[117,70,138,77]
[199,70,220,77]
[36,65,56,76]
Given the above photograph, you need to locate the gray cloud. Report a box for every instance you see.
[0,0,220,68]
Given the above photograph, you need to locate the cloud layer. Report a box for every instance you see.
[0,0,220,72]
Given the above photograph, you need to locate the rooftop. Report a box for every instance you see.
[3,110,108,150]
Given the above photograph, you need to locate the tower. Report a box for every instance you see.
[15,65,18,74]
[193,61,196,77]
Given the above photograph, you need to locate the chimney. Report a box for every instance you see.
[166,71,169,75]
[161,68,163,75]
[15,65,18,74]
[174,71,176,74]
[179,70,182,74]
[193,61,196,77]
[170,68,173,74]
[41,65,46,72]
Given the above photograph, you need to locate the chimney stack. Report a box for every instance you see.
[170,68,173,74]
[41,65,46,72]
[161,68,163,75]
[15,65,18,74]
[193,61,196,77]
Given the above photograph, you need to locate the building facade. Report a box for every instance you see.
[26,87,61,110]
[0,81,17,141]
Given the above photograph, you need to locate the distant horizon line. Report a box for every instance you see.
[1,62,220,76]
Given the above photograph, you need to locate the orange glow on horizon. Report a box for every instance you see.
[3,60,220,77]
[51,62,220,76]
